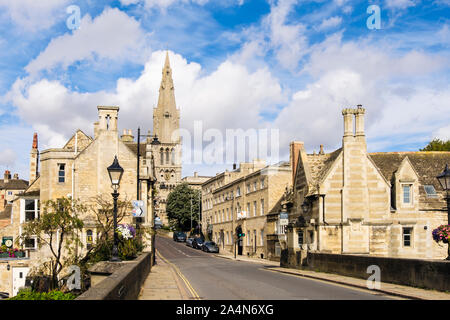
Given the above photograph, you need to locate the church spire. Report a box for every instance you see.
[153,51,180,143]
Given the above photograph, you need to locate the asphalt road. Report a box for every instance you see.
[155,235,398,300]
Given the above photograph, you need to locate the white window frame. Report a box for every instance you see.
[260,199,264,216]
[402,184,413,206]
[260,229,264,246]
[253,201,257,217]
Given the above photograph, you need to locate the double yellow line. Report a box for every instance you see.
[156,250,201,300]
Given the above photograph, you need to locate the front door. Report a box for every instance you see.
[12,267,29,296]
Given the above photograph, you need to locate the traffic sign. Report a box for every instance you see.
[132,200,146,217]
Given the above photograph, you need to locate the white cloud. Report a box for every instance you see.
[385,0,418,10]
[273,33,450,153]
[262,0,308,70]
[9,51,284,157]
[432,125,450,141]
[0,0,70,32]
[0,149,17,167]
[119,0,244,10]
[25,7,149,74]
[315,16,342,31]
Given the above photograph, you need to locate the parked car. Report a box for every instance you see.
[202,241,219,253]
[192,238,205,249]
[173,231,187,242]
[186,238,194,247]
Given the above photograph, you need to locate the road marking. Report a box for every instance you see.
[156,250,201,300]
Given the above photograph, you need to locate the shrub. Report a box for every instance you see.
[9,289,76,300]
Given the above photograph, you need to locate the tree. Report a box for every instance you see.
[166,183,201,232]
[420,139,450,151]
[19,197,86,290]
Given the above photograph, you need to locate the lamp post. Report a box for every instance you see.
[107,156,124,262]
[437,164,450,260]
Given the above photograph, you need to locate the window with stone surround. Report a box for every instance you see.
[403,227,413,247]
[402,184,412,204]
[58,163,65,183]
[260,199,264,215]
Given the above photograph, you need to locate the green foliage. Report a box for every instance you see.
[19,197,86,290]
[166,183,201,231]
[420,139,450,151]
[9,289,76,300]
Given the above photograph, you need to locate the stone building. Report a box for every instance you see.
[181,172,212,191]
[151,52,183,226]
[0,170,28,213]
[202,160,291,259]
[0,53,184,297]
[285,105,449,262]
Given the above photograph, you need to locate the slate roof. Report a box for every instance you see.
[369,151,450,210]
[306,148,342,195]
[0,179,29,190]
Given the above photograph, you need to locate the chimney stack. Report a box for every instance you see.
[29,133,39,185]
[233,163,237,170]
[319,144,324,155]
[290,141,303,186]
[13,173,18,180]
[4,170,11,183]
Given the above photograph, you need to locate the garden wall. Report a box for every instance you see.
[76,252,152,300]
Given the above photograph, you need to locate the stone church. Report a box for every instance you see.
[0,52,183,296]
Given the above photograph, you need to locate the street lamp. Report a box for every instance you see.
[437,164,450,259]
[107,155,124,262]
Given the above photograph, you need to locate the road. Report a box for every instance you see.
[155,235,398,300]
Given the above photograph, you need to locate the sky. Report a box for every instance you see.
[0,0,449,179]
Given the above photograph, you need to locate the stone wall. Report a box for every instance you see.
[281,250,450,292]
[76,252,152,300]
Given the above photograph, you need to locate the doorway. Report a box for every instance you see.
[12,267,29,296]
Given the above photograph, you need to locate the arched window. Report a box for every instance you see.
[171,148,175,165]
[160,148,164,164]
[166,148,170,163]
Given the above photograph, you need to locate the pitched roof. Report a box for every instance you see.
[369,151,450,210]
[306,148,342,195]
[369,152,450,189]
[0,179,29,190]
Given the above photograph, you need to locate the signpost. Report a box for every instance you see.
[132,200,146,218]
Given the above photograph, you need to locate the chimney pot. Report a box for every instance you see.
[319,144,324,155]
[233,163,237,170]
[13,173,18,179]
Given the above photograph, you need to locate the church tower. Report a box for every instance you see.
[152,52,182,225]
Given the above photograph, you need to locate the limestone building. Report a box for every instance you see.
[0,52,188,296]
[181,172,212,191]
[285,105,449,261]
[202,160,291,259]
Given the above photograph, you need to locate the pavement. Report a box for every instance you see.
[214,250,450,300]
[138,251,199,300]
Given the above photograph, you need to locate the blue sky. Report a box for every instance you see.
[0,0,449,179]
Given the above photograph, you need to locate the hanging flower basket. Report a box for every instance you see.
[432,225,450,244]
